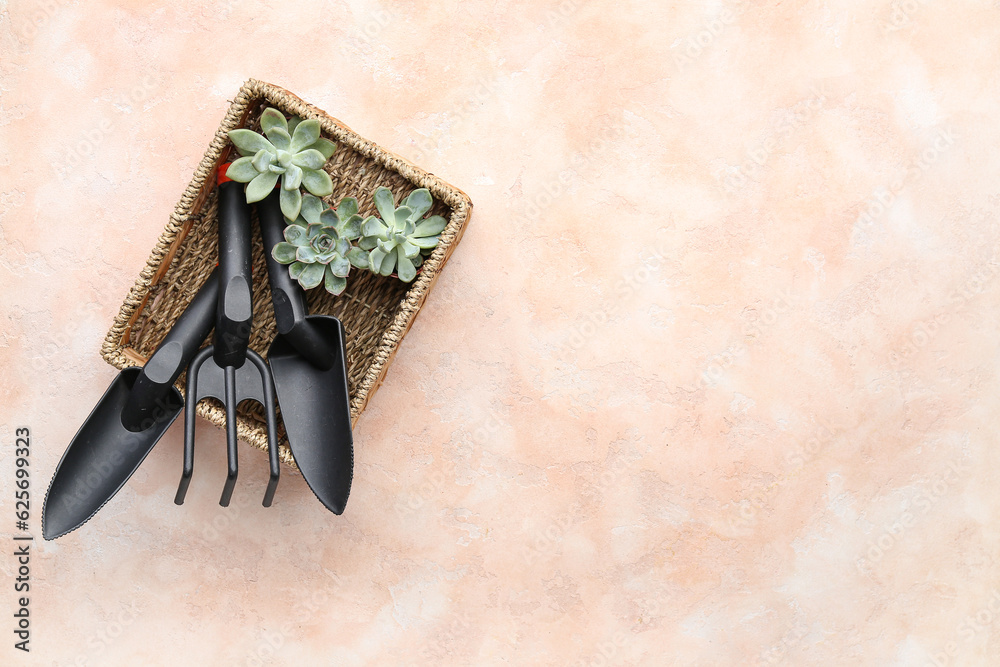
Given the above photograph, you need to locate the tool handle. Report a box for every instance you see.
[121,269,219,431]
[214,177,254,368]
[258,190,336,370]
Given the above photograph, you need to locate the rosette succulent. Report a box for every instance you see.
[271,194,369,295]
[226,107,337,220]
[359,187,447,282]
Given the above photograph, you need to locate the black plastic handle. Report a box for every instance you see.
[258,190,336,370]
[120,269,219,431]
[215,179,254,368]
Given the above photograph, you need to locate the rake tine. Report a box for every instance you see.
[175,347,214,505]
[219,365,239,507]
[255,353,280,507]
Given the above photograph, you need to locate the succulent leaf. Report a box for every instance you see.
[300,194,325,224]
[337,197,359,221]
[266,126,291,151]
[251,149,274,173]
[290,119,321,153]
[298,262,325,289]
[378,250,395,275]
[347,246,369,268]
[297,245,319,263]
[396,251,416,282]
[400,240,420,258]
[414,215,447,237]
[362,216,387,237]
[373,187,397,225]
[289,261,306,279]
[246,171,279,202]
[324,268,347,295]
[311,138,337,159]
[403,189,433,220]
[226,157,259,182]
[411,235,440,249]
[280,187,303,219]
[368,248,387,273]
[284,224,308,246]
[292,149,325,170]
[340,215,362,240]
[301,168,333,197]
[229,129,273,156]
[394,206,414,228]
[330,255,351,278]
[272,242,298,264]
[283,164,303,190]
[260,108,288,137]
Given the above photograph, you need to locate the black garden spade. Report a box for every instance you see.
[42,270,220,540]
[256,188,354,514]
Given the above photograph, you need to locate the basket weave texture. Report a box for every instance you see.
[100,79,473,467]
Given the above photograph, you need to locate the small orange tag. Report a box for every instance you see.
[218,162,234,184]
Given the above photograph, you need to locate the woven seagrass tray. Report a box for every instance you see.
[100,79,473,467]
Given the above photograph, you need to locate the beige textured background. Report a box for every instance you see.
[3,0,1000,665]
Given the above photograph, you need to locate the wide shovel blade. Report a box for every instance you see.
[42,368,183,540]
[268,315,353,514]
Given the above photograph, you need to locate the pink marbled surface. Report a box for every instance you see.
[2,0,1000,665]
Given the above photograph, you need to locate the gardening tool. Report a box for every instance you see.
[174,172,281,508]
[42,270,220,540]
[257,188,354,514]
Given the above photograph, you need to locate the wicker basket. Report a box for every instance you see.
[100,79,473,467]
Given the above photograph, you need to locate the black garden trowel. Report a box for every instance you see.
[42,269,220,540]
[257,189,354,514]
[174,172,281,508]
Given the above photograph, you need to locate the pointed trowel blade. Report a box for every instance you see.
[42,369,183,540]
[268,315,354,514]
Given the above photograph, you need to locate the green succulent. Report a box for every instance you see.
[359,187,447,282]
[271,194,369,295]
[226,108,337,220]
